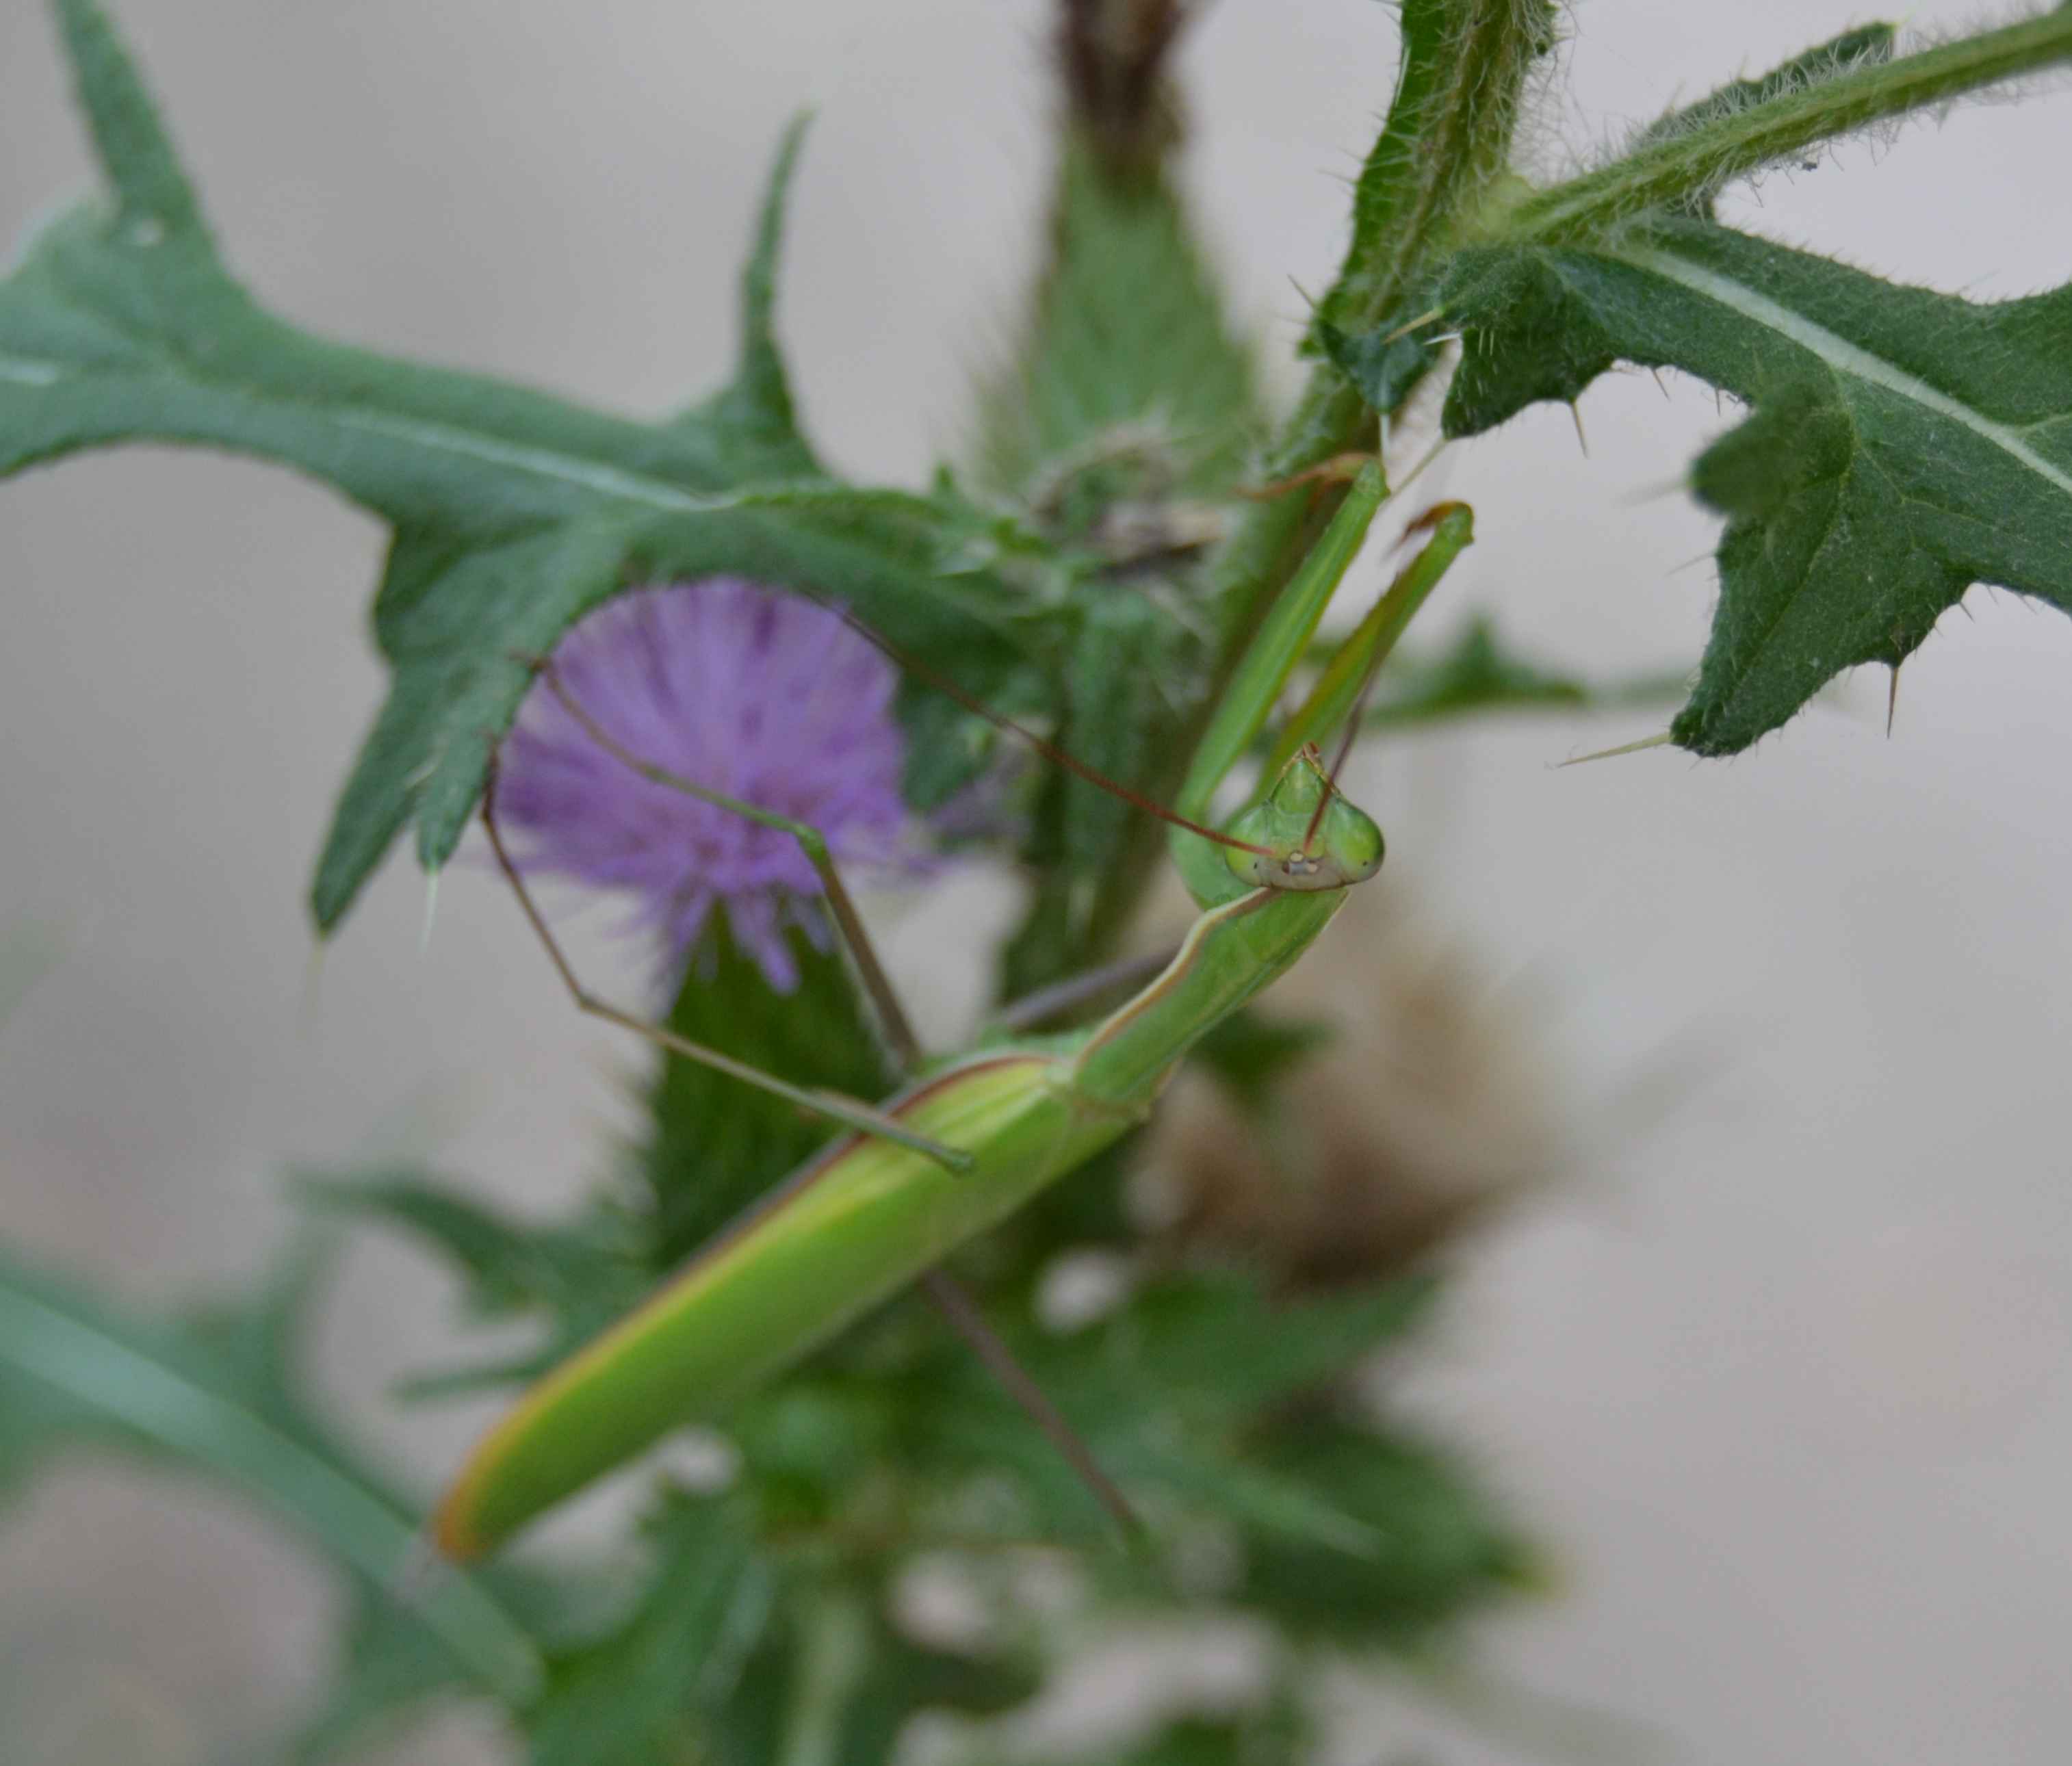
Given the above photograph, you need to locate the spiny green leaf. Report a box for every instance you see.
[975,137,1261,501]
[1316,319,1438,421]
[839,1268,1446,1551]
[299,1169,646,1322]
[51,0,204,237]
[1232,1410,1540,1644]
[12,1,1040,934]
[688,112,823,480]
[297,1169,650,1394]
[0,1235,540,1703]
[970,118,1263,991]
[1058,595,1189,879]
[1440,218,2072,753]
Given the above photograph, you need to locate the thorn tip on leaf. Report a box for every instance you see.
[1557,731,1675,768]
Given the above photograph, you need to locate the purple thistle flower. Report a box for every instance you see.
[495,579,931,992]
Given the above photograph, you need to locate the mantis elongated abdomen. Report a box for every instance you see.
[437,879,1349,1556]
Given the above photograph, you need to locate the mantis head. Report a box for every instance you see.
[1223,745,1384,892]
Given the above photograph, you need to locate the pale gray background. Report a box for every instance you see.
[3,3,2069,1763]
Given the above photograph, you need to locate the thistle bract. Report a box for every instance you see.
[496,579,927,991]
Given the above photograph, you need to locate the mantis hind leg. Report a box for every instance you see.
[919,1269,1140,1537]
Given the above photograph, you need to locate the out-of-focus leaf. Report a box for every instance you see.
[0,1236,539,1704]
[830,1624,1041,1766]
[1082,1269,1438,1420]
[710,1596,1041,1766]
[811,1268,1445,1555]
[1440,216,2072,753]
[644,918,895,1267]
[10,1,1039,934]
[976,138,1260,502]
[289,1592,471,1763]
[1002,590,1198,994]
[289,1558,617,1765]
[687,112,823,479]
[528,1494,769,1766]
[1362,615,1688,730]
[1232,1410,1540,1644]
[297,1170,649,1395]
[1189,1009,1335,1113]
[289,1590,489,1765]
[963,1711,1310,1766]
[299,1169,647,1324]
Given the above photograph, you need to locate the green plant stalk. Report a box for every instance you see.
[774,1591,871,1766]
[1321,0,1559,335]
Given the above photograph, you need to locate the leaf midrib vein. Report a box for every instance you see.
[1622,244,2072,501]
[3,341,734,514]
[0,1279,540,1697]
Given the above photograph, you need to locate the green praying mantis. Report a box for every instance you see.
[435,460,1475,1560]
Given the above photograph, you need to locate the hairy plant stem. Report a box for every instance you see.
[1204,0,1555,677]
[1512,7,2072,244]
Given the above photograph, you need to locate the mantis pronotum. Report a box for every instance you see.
[435,463,1474,1559]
